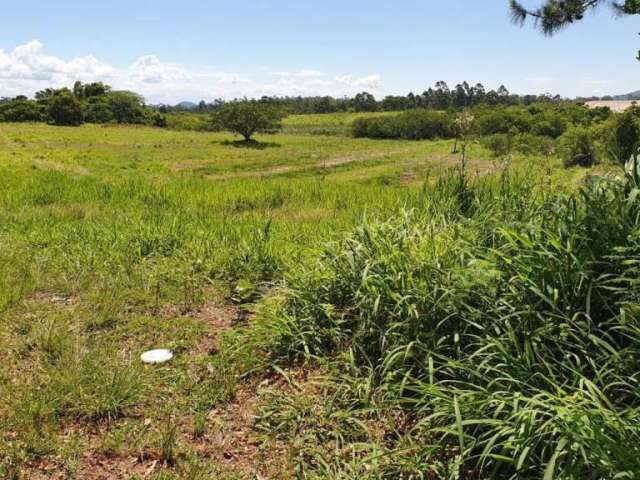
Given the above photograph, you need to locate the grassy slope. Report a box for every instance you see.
[0,121,600,479]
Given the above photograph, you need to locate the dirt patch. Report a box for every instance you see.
[28,290,78,307]
[188,298,241,356]
[25,456,153,480]
[33,158,91,176]
[187,369,315,479]
[173,145,424,179]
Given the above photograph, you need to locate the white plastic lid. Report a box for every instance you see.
[140,349,173,364]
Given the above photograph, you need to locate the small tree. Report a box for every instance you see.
[212,101,284,142]
[612,108,640,163]
[48,89,83,126]
[107,91,146,124]
[559,126,598,167]
[353,92,378,112]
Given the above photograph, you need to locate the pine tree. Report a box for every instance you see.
[510,0,640,58]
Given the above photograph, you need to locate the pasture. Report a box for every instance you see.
[0,117,629,480]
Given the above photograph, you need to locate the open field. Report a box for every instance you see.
[0,121,494,479]
[585,100,637,112]
[0,118,632,479]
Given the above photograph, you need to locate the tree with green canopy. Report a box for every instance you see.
[212,101,285,142]
[48,89,83,126]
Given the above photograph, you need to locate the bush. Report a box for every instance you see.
[531,112,567,138]
[559,127,598,167]
[352,110,455,140]
[48,89,83,126]
[481,132,554,157]
[474,106,533,135]
[481,133,512,156]
[612,108,640,163]
[149,112,168,128]
[83,98,114,123]
[0,98,44,122]
[164,112,213,131]
[106,91,147,124]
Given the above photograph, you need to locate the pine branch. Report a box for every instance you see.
[510,0,603,35]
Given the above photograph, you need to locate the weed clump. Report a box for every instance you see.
[247,168,640,478]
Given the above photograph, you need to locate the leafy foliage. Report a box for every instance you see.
[511,0,640,58]
[352,110,455,140]
[48,89,83,126]
[212,100,286,141]
[611,107,640,163]
[248,169,640,478]
[0,81,164,127]
[559,126,599,166]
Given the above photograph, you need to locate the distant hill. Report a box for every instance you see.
[175,101,198,110]
[613,90,640,101]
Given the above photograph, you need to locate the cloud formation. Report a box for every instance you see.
[0,40,381,103]
[334,74,381,89]
[0,40,117,82]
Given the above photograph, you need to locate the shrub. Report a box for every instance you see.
[559,126,598,167]
[48,89,83,126]
[106,91,147,124]
[164,113,213,131]
[474,106,533,135]
[481,133,512,156]
[149,112,168,128]
[612,108,640,163]
[83,98,114,123]
[482,132,554,157]
[352,110,454,140]
[531,112,567,138]
[0,98,44,122]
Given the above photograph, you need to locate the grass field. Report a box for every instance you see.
[0,119,624,479]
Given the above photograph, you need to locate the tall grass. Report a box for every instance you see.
[245,167,640,478]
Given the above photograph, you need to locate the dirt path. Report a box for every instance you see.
[201,145,425,180]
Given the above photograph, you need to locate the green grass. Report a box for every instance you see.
[0,120,618,479]
[243,167,640,479]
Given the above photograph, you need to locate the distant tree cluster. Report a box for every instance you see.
[160,81,561,117]
[352,101,601,141]
[0,81,166,126]
[351,99,640,169]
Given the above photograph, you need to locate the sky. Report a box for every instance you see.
[0,0,637,104]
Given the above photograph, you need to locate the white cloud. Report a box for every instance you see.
[0,40,118,82]
[334,74,381,89]
[128,55,191,84]
[0,40,382,103]
[214,73,252,85]
[270,69,328,78]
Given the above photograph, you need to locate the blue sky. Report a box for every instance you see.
[0,0,637,103]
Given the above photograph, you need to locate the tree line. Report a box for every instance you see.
[161,81,562,116]
[0,81,167,126]
[0,80,563,127]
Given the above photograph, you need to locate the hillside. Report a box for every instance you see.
[613,90,640,100]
